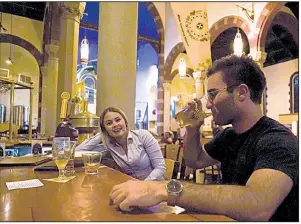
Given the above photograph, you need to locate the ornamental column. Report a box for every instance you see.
[253,51,267,69]
[40,65,48,136]
[163,81,171,132]
[194,70,212,130]
[96,2,138,129]
[193,70,206,98]
[45,44,60,136]
[57,2,85,123]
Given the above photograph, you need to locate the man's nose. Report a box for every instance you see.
[206,100,213,110]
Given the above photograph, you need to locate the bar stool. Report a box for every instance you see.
[160,144,166,158]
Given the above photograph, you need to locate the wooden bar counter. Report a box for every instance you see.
[0,164,234,221]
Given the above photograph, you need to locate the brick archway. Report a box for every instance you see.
[164,42,186,82]
[142,2,165,135]
[0,34,43,65]
[0,33,43,132]
[272,11,298,48]
[253,2,287,51]
[209,16,251,44]
[164,16,251,83]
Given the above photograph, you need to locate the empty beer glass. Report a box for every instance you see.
[175,96,211,128]
[65,141,77,176]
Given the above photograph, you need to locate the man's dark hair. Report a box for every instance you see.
[207,54,266,104]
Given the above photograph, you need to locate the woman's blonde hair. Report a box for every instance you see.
[99,107,129,150]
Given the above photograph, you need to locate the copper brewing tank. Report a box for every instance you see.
[70,111,99,144]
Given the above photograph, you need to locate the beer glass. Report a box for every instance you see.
[82,152,102,175]
[65,141,77,176]
[52,137,71,180]
[175,97,211,128]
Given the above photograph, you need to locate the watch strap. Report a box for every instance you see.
[167,193,180,206]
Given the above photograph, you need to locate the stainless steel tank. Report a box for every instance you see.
[0,104,6,123]
[23,106,29,125]
[13,105,29,126]
[13,105,24,126]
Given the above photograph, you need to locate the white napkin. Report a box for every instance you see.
[6,179,44,190]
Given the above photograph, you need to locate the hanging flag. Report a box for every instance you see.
[170,2,212,71]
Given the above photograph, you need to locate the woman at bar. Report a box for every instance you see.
[77,107,166,181]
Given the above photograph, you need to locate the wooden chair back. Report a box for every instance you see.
[165,144,180,161]
[177,146,184,164]
[164,158,180,180]
[160,144,166,158]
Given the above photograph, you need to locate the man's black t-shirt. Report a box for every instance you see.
[205,116,298,221]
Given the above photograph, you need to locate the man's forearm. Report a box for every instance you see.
[183,127,202,168]
[177,182,270,221]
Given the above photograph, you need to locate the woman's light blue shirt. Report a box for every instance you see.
[108,129,165,181]
[76,130,166,181]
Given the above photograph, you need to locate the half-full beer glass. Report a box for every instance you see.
[52,137,71,181]
[175,97,211,128]
[82,152,102,175]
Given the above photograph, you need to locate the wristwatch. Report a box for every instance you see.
[166,179,183,206]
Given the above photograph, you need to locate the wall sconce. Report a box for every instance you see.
[233,28,243,56]
[236,3,254,22]
[5,57,13,65]
[178,58,186,80]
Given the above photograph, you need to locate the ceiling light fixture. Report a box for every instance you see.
[233,28,243,56]
[80,37,89,67]
[178,58,186,80]
[6,57,13,65]
[6,14,13,65]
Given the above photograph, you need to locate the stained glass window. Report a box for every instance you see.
[290,72,299,113]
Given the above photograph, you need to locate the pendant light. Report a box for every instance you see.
[6,14,13,64]
[178,58,186,80]
[233,27,243,56]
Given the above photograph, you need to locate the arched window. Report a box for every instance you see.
[290,72,299,113]
[84,77,95,89]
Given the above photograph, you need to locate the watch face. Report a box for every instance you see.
[185,10,210,42]
[167,179,183,194]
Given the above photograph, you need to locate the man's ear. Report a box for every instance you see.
[236,84,249,101]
